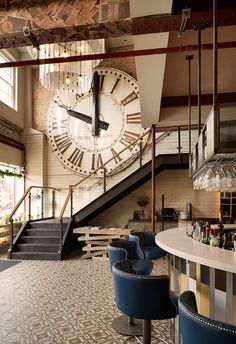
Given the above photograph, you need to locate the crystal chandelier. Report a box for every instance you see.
[28,39,105,94]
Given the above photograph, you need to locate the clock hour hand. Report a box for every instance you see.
[92,71,99,136]
[67,109,109,131]
[55,100,109,131]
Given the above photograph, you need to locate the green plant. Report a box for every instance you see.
[0,169,23,178]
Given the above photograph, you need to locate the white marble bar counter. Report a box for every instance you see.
[155,227,236,328]
[155,227,236,273]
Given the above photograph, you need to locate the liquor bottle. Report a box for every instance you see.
[200,230,205,243]
[197,224,202,242]
[205,224,210,245]
[222,233,228,250]
[192,221,199,240]
[233,231,236,252]
[209,229,218,247]
[216,230,223,248]
[217,220,224,248]
[228,232,234,251]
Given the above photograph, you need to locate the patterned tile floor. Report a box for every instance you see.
[0,250,172,344]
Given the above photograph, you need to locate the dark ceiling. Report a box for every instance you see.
[172,0,236,13]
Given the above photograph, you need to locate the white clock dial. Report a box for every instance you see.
[47,67,149,176]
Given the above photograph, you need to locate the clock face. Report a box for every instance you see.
[47,67,149,176]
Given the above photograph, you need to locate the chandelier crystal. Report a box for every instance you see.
[28,39,105,94]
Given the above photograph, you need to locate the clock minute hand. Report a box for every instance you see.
[55,101,109,131]
[67,109,109,131]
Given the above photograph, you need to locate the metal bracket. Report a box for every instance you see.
[178,8,191,37]
[22,26,40,50]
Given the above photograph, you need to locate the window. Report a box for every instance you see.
[0,52,17,109]
[0,163,24,225]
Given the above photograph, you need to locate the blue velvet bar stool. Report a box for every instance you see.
[108,240,153,275]
[129,231,166,260]
[112,259,177,344]
[108,240,153,337]
[179,290,236,344]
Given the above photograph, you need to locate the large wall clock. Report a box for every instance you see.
[46,67,149,176]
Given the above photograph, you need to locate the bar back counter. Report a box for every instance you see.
[156,228,236,327]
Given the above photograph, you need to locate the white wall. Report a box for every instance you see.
[89,169,220,228]
[0,143,23,166]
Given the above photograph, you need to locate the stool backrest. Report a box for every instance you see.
[179,291,236,344]
[130,232,156,247]
[108,240,140,272]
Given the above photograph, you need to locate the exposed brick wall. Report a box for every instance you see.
[99,45,136,79]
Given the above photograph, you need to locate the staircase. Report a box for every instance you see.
[73,153,188,226]
[10,219,69,260]
[9,154,188,260]
[8,126,193,260]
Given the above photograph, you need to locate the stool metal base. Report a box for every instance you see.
[112,315,143,336]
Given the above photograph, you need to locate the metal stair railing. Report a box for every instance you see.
[58,128,151,225]
[57,128,175,228]
[8,186,57,251]
[86,129,171,191]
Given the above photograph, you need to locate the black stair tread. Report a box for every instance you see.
[26,228,61,231]
[25,229,61,236]
[29,222,68,228]
[11,252,61,260]
[17,243,59,247]
[21,235,60,239]
[12,251,59,254]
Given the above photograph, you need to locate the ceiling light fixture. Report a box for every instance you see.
[28,39,105,94]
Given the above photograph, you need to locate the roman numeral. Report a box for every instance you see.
[110,78,121,95]
[126,112,141,124]
[120,130,139,151]
[52,118,67,130]
[121,91,139,106]
[91,153,103,170]
[99,75,105,91]
[54,133,72,154]
[111,148,122,164]
[68,148,84,167]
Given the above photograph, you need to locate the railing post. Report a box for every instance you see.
[194,22,207,136]
[213,0,220,150]
[186,54,194,177]
[70,187,73,217]
[28,192,31,220]
[139,138,143,167]
[177,126,182,163]
[52,189,55,218]
[10,218,14,250]
[60,220,63,251]
[103,167,107,192]
[151,125,156,233]
[41,189,44,219]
